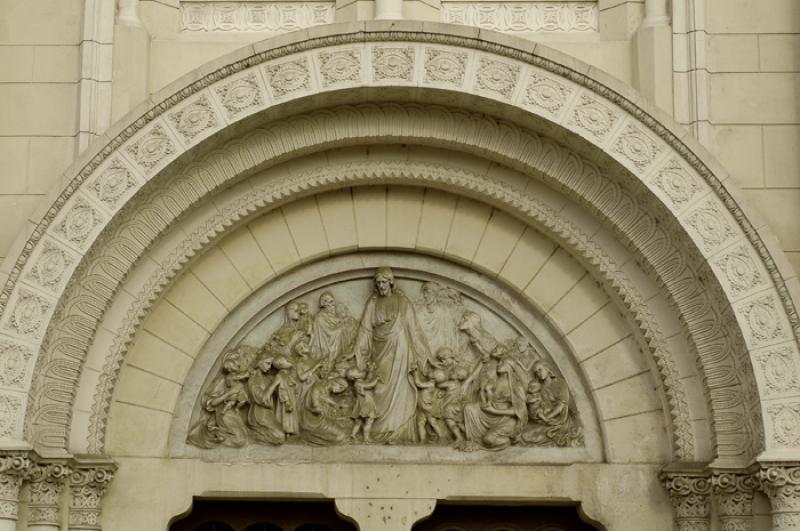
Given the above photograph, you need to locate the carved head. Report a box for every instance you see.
[421,281,440,304]
[257,357,274,373]
[345,367,366,381]
[453,367,469,381]
[292,339,311,357]
[532,360,555,381]
[431,368,448,383]
[458,311,481,332]
[298,301,310,316]
[329,377,348,394]
[273,356,293,370]
[374,267,395,296]
[436,347,456,365]
[286,302,301,322]
[319,291,336,311]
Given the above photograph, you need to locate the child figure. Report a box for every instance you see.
[438,365,481,443]
[412,366,447,443]
[346,367,381,443]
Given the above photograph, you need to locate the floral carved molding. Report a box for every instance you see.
[0,26,792,464]
[181,1,335,33]
[441,2,598,33]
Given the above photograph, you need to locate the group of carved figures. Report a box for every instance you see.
[189,267,583,451]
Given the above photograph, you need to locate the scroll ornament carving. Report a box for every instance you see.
[87,158,139,210]
[756,347,800,396]
[124,123,176,172]
[188,268,583,451]
[318,50,361,87]
[265,58,311,98]
[180,2,334,33]
[712,473,757,531]
[25,239,76,294]
[767,403,800,447]
[0,453,31,520]
[372,47,414,82]
[569,94,618,140]
[522,73,572,116]
[474,58,520,98]
[612,124,663,170]
[759,467,800,531]
[27,462,71,526]
[652,159,700,209]
[69,466,115,530]
[424,48,468,86]
[214,73,264,118]
[661,472,712,531]
[168,96,219,143]
[441,2,598,33]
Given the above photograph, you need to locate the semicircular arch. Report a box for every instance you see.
[0,23,794,467]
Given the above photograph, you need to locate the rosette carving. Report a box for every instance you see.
[28,461,71,526]
[69,464,116,530]
[712,472,757,531]
[660,471,711,531]
[0,452,32,520]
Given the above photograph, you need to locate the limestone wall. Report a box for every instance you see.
[0,0,83,265]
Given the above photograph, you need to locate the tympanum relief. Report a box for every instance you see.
[188,267,583,451]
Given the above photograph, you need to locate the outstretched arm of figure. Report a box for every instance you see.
[298,361,323,381]
[412,370,434,388]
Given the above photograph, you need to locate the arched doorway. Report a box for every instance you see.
[0,22,796,531]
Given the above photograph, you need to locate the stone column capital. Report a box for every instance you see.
[27,460,72,528]
[758,465,800,530]
[68,460,117,531]
[659,468,712,531]
[711,471,758,531]
[0,450,33,522]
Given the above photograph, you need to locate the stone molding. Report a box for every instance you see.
[441,2,598,33]
[21,99,762,462]
[0,24,793,465]
[86,157,689,460]
[180,1,335,33]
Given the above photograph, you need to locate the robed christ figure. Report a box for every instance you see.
[352,267,433,441]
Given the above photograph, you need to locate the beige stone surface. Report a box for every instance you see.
[760,34,800,72]
[764,125,800,188]
[709,73,800,125]
[706,0,800,34]
[710,125,764,188]
[707,34,759,73]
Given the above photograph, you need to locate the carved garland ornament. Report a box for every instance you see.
[0,28,789,460]
[87,156,689,458]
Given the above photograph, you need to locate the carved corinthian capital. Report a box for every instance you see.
[712,472,757,531]
[759,466,800,531]
[660,469,712,531]
[27,461,72,528]
[0,451,32,522]
[68,463,116,531]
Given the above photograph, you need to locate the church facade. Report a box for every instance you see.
[0,0,799,529]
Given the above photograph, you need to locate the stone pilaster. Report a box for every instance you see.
[712,472,757,531]
[660,470,712,531]
[0,452,32,531]
[27,461,71,531]
[68,463,115,531]
[759,466,800,531]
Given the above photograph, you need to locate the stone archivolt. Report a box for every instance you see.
[188,270,583,450]
[0,21,795,531]
[0,27,790,467]
[88,157,683,460]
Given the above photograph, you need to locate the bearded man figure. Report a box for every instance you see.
[352,267,433,442]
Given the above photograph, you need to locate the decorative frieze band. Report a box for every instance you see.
[181,1,335,32]
[441,2,598,33]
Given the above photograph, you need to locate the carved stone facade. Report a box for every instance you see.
[0,14,798,531]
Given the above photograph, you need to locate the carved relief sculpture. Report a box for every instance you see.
[188,267,583,451]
